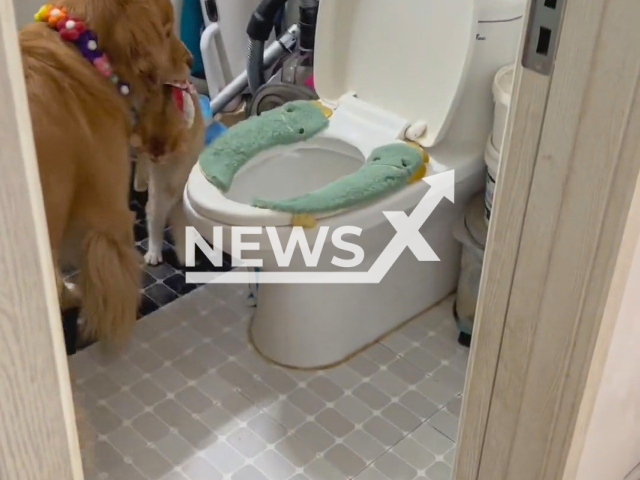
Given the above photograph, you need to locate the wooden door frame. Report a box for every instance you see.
[455,0,640,478]
[0,0,84,479]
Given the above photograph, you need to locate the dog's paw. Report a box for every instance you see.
[60,279,82,310]
[144,250,163,265]
[64,280,80,296]
[174,246,186,266]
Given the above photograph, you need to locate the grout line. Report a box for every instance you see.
[431,421,458,443]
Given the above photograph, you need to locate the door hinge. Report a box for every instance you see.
[522,0,565,76]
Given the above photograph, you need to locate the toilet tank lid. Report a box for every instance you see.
[314,0,478,148]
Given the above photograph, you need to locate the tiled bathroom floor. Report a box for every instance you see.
[71,284,468,480]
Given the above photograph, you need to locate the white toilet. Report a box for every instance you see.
[184,0,526,368]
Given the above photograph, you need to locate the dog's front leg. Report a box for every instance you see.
[144,176,174,266]
[168,199,189,266]
[133,155,150,193]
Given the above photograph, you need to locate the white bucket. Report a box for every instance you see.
[452,194,488,337]
[484,135,500,225]
[491,63,515,152]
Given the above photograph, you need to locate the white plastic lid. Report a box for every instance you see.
[492,64,516,107]
[314,0,478,148]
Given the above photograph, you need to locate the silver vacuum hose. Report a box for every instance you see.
[246,0,318,95]
[210,25,299,116]
[247,40,266,95]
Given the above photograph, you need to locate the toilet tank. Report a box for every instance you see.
[314,0,524,152]
[443,0,527,155]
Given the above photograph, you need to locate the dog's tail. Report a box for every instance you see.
[79,229,140,342]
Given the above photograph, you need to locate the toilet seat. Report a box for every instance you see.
[188,99,411,227]
[186,141,484,230]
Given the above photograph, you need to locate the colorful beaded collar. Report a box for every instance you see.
[35,4,131,97]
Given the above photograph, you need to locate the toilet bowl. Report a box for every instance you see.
[184,0,526,368]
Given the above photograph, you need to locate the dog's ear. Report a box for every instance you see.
[109,2,166,89]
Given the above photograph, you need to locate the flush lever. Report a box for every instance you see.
[522,0,566,76]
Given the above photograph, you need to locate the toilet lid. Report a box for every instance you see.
[314,0,478,148]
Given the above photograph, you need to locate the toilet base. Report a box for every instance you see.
[250,235,463,370]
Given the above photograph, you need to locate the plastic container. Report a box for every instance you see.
[452,194,488,346]
[197,93,227,146]
[491,63,515,151]
[484,135,500,225]
[205,121,227,146]
[198,94,213,123]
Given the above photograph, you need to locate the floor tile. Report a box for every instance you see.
[155,432,196,466]
[201,440,245,475]
[415,376,460,407]
[181,455,223,480]
[391,436,437,472]
[428,409,460,442]
[374,451,419,480]
[325,443,368,478]
[426,461,453,480]
[344,429,387,464]
[303,457,345,480]
[231,464,268,480]
[444,448,457,466]
[355,465,392,480]
[411,423,455,456]
[130,446,174,479]
[431,365,467,394]
[274,434,317,468]
[445,396,463,417]
[253,449,296,480]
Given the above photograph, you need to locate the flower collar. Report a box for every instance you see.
[35,4,131,97]
[166,82,197,129]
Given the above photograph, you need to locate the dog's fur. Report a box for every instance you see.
[131,84,206,266]
[20,0,193,342]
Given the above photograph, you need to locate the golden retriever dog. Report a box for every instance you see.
[20,0,193,342]
[131,82,205,266]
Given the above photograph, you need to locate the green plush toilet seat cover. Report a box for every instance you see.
[198,101,424,215]
[199,101,330,193]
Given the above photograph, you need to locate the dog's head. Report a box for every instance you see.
[131,84,193,162]
[67,0,193,93]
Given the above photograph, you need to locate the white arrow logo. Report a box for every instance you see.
[186,170,455,284]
